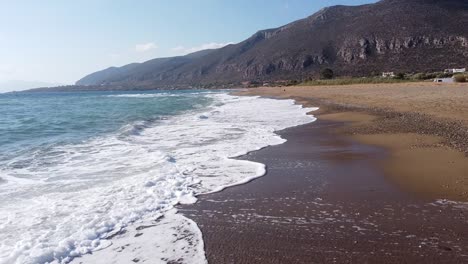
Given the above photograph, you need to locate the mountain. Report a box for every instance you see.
[76,49,216,86]
[77,0,468,89]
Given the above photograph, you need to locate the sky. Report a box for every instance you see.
[0,0,376,90]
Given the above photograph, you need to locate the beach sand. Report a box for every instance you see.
[238,82,468,201]
[246,82,468,123]
[180,82,468,263]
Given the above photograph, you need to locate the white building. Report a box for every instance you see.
[445,68,466,74]
[382,72,395,78]
[433,78,454,83]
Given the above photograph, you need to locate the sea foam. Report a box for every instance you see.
[0,93,317,264]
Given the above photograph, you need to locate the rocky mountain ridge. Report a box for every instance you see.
[73,0,467,89]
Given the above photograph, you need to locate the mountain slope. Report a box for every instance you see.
[77,0,468,88]
[76,49,215,86]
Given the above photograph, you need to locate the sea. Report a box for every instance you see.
[0,90,317,264]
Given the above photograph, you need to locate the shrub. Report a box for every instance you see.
[412,73,426,80]
[320,68,334,79]
[286,80,299,86]
[300,77,416,86]
[436,72,452,78]
[453,74,467,83]
[425,73,437,79]
[411,72,438,80]
[394,72,405,80]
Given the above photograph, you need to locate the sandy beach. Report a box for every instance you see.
[180,82,468,263]
[238,82,468,201]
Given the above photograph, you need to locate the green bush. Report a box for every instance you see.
[320,68,334,79]
[425,73,437,79]
[300,77,416,86]
[436,72,452,78]
[286,80,299,86]
[394,73,406,80]
[412,73,426,80]
[411,72,438,80]
[453,74,467,83]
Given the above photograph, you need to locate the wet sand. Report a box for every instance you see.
[180,83,468,263]
[180,120,468,263]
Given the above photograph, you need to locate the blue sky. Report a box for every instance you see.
[0,0,376,87]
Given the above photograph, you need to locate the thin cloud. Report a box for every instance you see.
[172,42,233,55]
[135,42,158,52]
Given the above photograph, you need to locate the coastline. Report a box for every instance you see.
[180,83,468,262]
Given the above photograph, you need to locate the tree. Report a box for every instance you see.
[320,68,334,79]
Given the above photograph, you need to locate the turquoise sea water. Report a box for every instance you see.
[0,90,212,164]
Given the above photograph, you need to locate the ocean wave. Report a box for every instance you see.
[0,93,317,264]
[106,91,218,99]
[107,93,173,98]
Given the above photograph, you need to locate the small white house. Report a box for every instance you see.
[445,68,466,74]
[433,78,454,83]
[382,72,395,78]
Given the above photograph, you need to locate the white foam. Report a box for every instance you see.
[0,93,317,264]
[431,199,468,210]
[69,210,206,264]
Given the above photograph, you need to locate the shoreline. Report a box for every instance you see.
[181,84,468,262]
